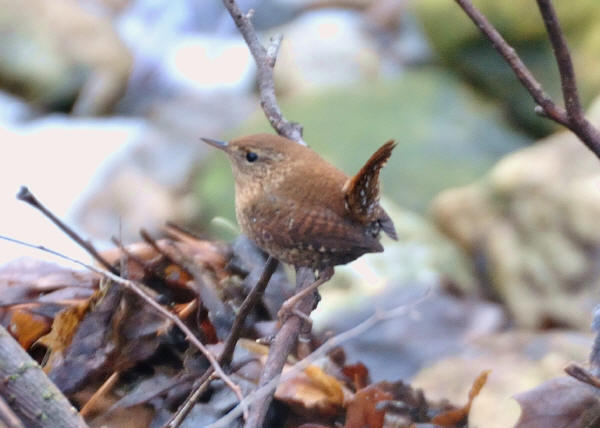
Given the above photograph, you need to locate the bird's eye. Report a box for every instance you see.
[246,151,258,162]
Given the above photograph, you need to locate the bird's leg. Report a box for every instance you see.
[277,266,334,324]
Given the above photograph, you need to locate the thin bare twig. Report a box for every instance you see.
[220,256,278,367]
[454,0,600,157]
[221,0,304,144]
[535,0,581,120]
[0,235,246,419]
[454,0,567,125]
[80,372,120,417]
[534,0,600,149]
[16,186,117,274]
[208,289,431,428]
[565,363,600,390]
[166,371,216,428]
[166,256,278,428]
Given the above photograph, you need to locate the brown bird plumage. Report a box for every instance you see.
[202,133,396,272]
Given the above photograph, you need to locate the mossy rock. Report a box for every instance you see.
[415,0,600,136]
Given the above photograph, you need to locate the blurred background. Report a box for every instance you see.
[2,0,600,425]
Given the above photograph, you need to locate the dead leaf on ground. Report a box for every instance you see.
[344,384,393,428]
[1,230,504,428]
[431,369,490,426]
[37,297,91,369]
[0,258,97,303]
[47,282,167,395]
[8,307,52,349]
[276,363,348,417]
[342,362,371,391]
[0,258,97,347]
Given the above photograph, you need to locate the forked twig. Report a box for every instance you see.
[454,0,600,157]
[244,267,316,428]
[221,0,304,144]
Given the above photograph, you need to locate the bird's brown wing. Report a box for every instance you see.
[244,197,383,260]
[285,205,383,253]
[342,140,396,225]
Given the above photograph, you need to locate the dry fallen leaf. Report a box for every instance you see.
[0,258,97,303]
[0,258,97,347]
[276,364,347,417]
[342,362,371,391]
[38,297,91,371]
[431,369,490,426]
[9,307,52,349]
[344,384,393,428]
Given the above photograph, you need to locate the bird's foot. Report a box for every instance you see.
[277,303,313,325]
[275,266,334,330]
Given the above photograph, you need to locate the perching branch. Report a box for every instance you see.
[454,0,600,158]
[221,0,305,144]
[244,267,317,428]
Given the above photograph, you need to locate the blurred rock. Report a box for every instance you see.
[0,90,33,124]
[74,86,257,240]
[412,330,593,428]
[275,10,380,94]
[0,115,143,266]
[431,99,600,329]
[415,0,600,136]
[320,286,506,381]
[163,36,255,93]
[313,201,478,327]
[1,112,220,254]
[0,0,132,114]
[113,0,302,110]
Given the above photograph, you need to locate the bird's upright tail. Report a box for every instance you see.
[342,140,396,226]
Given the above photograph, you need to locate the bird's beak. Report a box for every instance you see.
[200,137,229,151]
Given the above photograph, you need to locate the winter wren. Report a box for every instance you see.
[202,133,397,273]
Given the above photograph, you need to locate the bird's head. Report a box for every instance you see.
[201,133,303,182]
